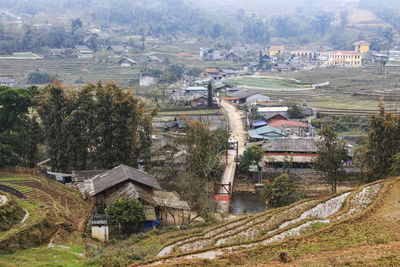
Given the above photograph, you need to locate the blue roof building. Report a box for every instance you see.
[248,125,286,141]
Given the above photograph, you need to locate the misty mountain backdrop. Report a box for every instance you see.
[0,0,399,53]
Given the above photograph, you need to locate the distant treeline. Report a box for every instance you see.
[0,0,399,53]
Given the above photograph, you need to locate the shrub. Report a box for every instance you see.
[105,198,145,233]
[27,70,54,84]
[262,174,302,208]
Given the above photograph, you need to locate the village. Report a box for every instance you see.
[1,0,400,266]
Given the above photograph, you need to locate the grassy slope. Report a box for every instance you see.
[0,172,93,266]
[0,247,87,267]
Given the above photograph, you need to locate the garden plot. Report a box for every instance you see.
[151,192,352,264]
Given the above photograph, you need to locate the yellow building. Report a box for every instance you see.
[354,41,370,53]
[269,46,285,57]
[328,51,362,67]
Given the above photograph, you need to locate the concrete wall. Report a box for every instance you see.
[92,225,109,242]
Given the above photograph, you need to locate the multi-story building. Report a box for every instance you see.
[354,41,370,53]
[269,46,285,57]
[328,51,362,67]
[199,48,221,61]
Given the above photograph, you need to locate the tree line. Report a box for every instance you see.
[0,80,154,172]
[3,0,398,53]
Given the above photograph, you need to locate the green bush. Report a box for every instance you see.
[105,198,145,233]
[262,174,302,208]
[27,70,54,84]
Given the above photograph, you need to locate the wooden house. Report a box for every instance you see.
[120,58,137,67]
[264,113,289,123]
[262,138,318,167]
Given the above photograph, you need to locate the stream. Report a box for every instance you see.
[230,192,266,214]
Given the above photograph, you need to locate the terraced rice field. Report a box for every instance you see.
[135,181,386,266]
[0,173,92,231]
[0,58,140,87]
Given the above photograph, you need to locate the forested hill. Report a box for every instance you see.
[359,0,400,32]
[0,0,399,51]
[0,0,235,40]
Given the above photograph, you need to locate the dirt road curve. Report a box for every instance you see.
[217,101,246,213]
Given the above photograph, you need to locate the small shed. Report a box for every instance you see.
[91,214,109,242]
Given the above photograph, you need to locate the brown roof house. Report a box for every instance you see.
[81,164,190,240]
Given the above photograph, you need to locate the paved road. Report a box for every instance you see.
[216,101,246,213]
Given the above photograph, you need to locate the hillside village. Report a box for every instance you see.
[1,0,400,266]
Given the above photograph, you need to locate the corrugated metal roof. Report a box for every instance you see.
[268,120,308,128]
[248,125,285,140]
[262,138,317,153]
[229,89,257,99]
[258,107,289,113]
[72,170,105,182]
[90,164,161,196]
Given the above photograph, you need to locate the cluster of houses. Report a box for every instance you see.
[170,68,239,106]
[198,41,372,73]
[199,45,250,62]
[0,76,16,87]
[223,88,357,169]
[224,89,321,168]
[260,41,370,70]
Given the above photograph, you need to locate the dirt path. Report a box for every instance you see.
[220,101,246,156]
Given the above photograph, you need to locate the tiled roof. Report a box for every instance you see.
[330,51,360,55]
[268,120,308,128]
[270,46,285,50]
[354,41,370,45]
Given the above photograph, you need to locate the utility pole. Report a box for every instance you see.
[236,141,239,168]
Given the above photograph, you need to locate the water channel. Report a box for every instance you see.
[230,192,267,214]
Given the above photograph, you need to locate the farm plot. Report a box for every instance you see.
[224,77,310,90]
[140,181,386,266]
[0,173,92,231]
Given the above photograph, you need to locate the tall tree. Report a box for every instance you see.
[185,120,228,183]
[0,86,38,168]
[37,81,152,171]
[25,114,42,168]
[207,82,213,107]
[93,82,145,169]
[71,18,83,34]
[36,80,69,172]
[313,125,348,193]
[363,102,400,180]
[63,85,97,170]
